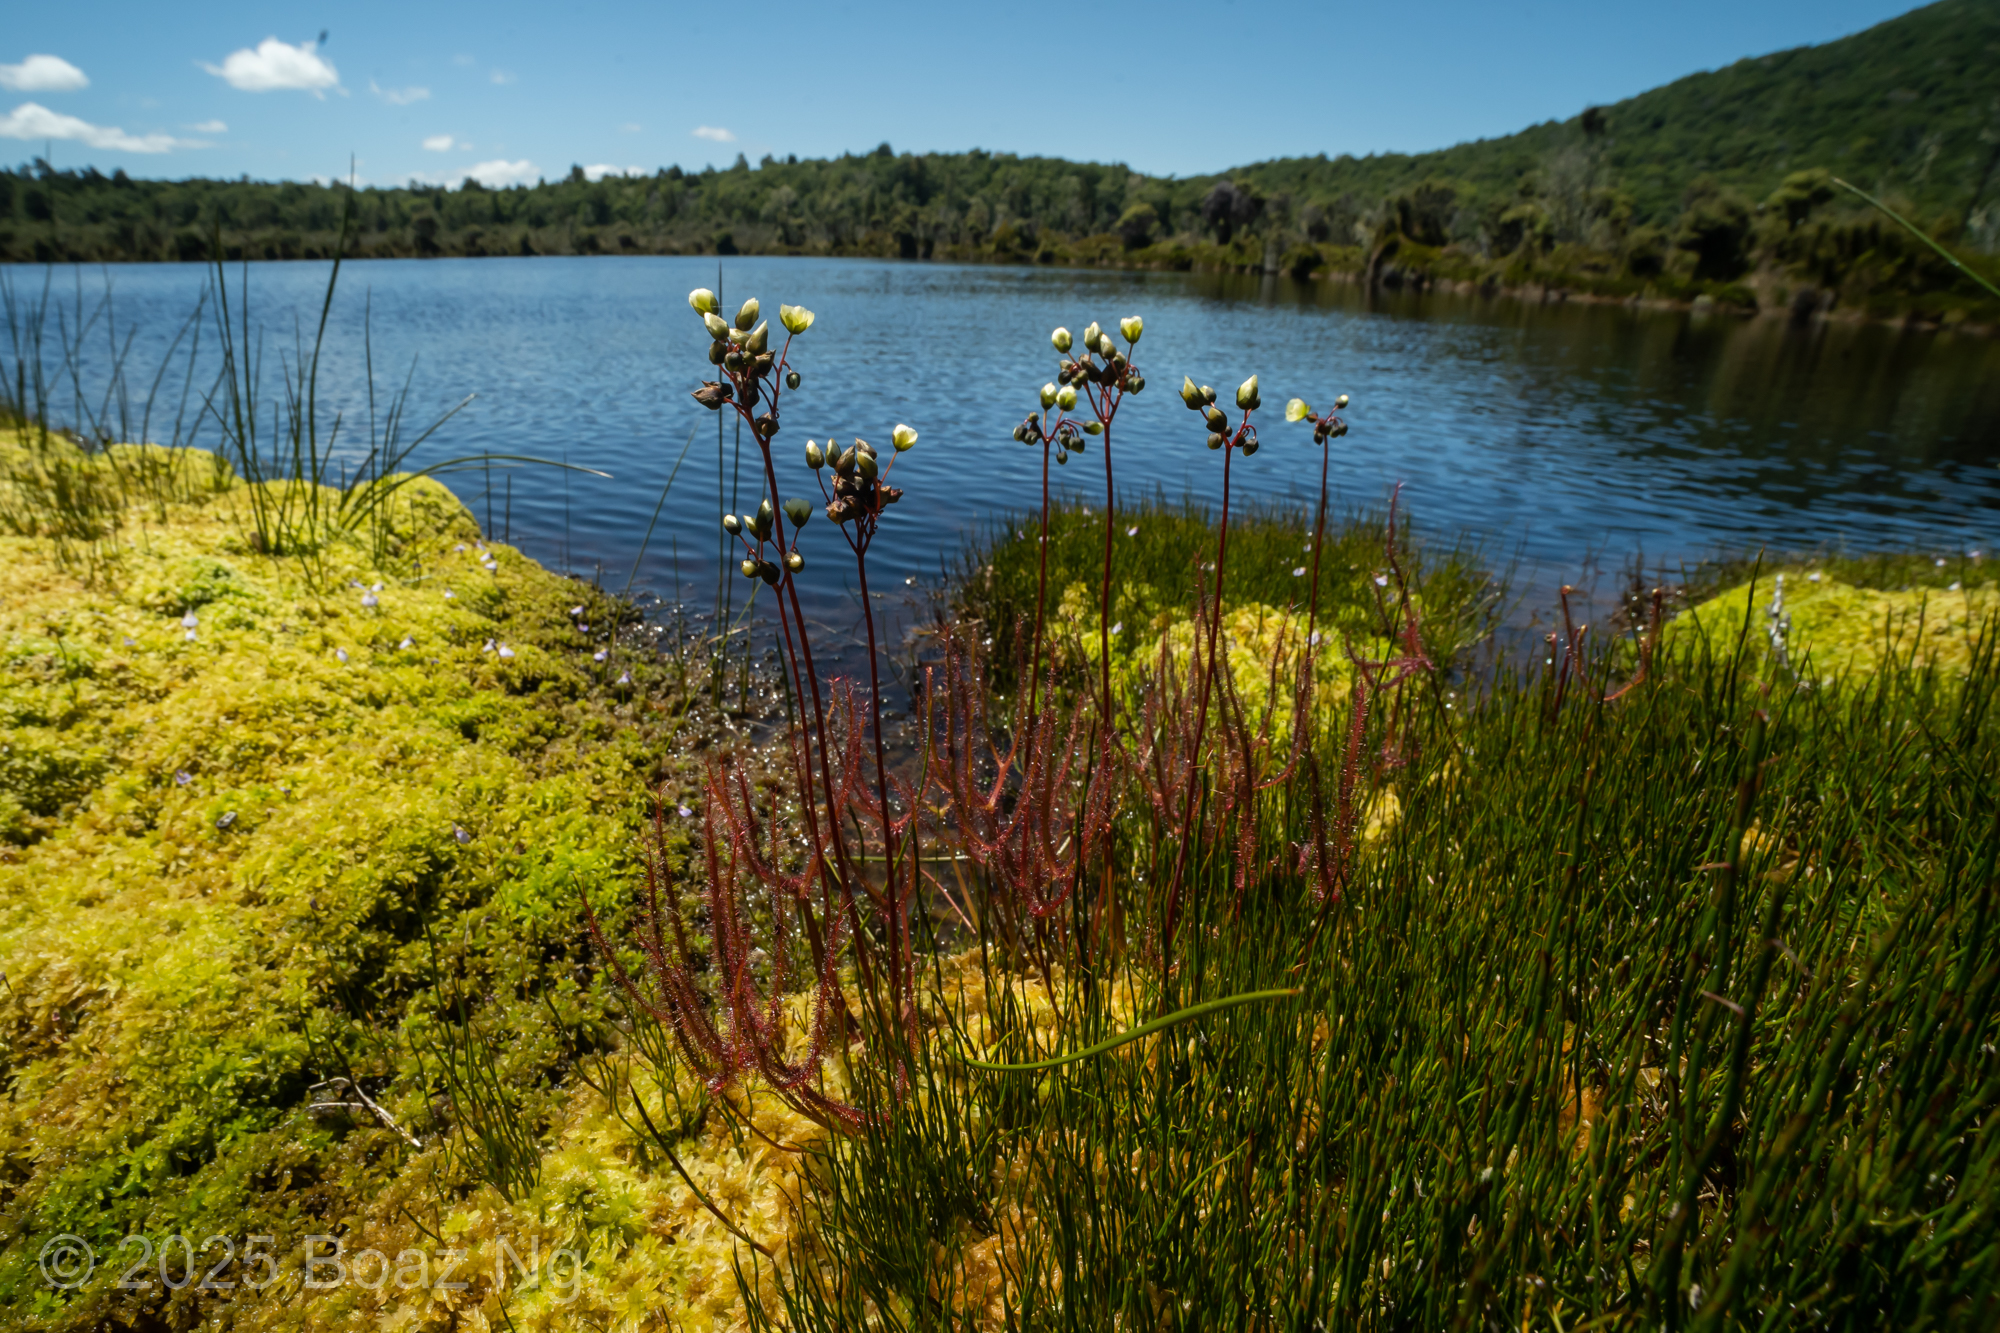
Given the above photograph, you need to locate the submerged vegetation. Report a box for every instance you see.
[0,244,1994,1333]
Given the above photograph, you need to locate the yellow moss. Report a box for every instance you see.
[1672,572,1999,681]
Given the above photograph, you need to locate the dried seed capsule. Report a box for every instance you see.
[741,558,760,578]
[735,298,760,331]
[786,369,802,390]
[759,559,781,584]
[740,378,760,406]
[1124,373,1145,394]
[756,413,779,439]
[1207,432,1225,450]
[1082,421,1103,435]
[724,349,746,372]
[835,448,856,476]
[1241,437,1259,456]
[707,340,727,365]
[691,381,731,410]
[1012,424,1028,443]
[753,351,776,376]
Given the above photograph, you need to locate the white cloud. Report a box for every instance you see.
[619,122,641,133]
[369,79,429,106]
[0,55,88,93]
[185,119,228,134]
[453,54,476,67]
[582,164,646,181]
[204,38,340,96]
[0,102,198,153]
[489,69,516,85]
[462,158,535,187]
[422,133,456,152]
[691,125,735,143]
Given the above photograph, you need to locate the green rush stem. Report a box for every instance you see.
[956,988,1299,1072]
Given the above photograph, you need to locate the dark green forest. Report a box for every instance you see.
[4,0,1997,322]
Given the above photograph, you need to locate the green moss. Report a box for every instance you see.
[1670,567,2000,681]
[0,447,728,1328]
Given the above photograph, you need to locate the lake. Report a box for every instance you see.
[9,255,1999,633]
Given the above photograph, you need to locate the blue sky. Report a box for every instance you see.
[2,0,1932,186]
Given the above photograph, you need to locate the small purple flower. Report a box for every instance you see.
[335,648,349,664]
[175,770,192,786]
[593,649,607,662]
[677,805,694,819]
[1126,525,1139,537]
[181,610,199,629]
[400,636,414,649]
[444,590,455,599]
[497,644,515,659]
[216,811,237,829]
[569,605,584,617]
[1373,573,1389,587]
[360,592,379,608]
[1292,566,1306,578]
[482,639,495,653]
[617,670,631,685]
[453,824,471,845]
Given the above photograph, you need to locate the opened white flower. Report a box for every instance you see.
[892,423,918,452]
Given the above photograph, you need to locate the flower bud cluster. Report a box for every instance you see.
[1180,373,1268,455]
[722,497,800,584]
[1283,391,1353,445]
[809,434,908,527]
[686,287,813,444]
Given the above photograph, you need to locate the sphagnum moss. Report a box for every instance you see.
[0,446,827,1331]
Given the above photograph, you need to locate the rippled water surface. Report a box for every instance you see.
[12,255,1999,620]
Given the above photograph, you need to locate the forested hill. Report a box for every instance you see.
[2,0,1996,323]
[1232,0,2000,225]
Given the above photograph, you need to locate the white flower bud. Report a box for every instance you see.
[741,558,761,579]
[779,303,815,334]
[703,312,731,341]
[1180,376,1203,409]
[1081,322,1102,352]
[689,288,720,315]
[746,320,769,355]
[1285,398,1313,423]
[786,551,804,572]
[805,441,826,469]
[1051,327,1072,353]
[1120,315,1143,344]
[723,513,742,534]
[1056,385,1078,411]
[1335,393,1351,409]
[892,423,918,452]
[734,298,760,331]
[1040,382,1059,409]
[1236,374,1261,411]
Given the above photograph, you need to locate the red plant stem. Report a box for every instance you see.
[1306,441,1331,642]
[1163,430,1238,953]
[1027,431,1052,727]
[852,534,906,1016]
[1098,410,1115,729]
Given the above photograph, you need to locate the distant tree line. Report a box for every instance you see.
[3,0,1996,323]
